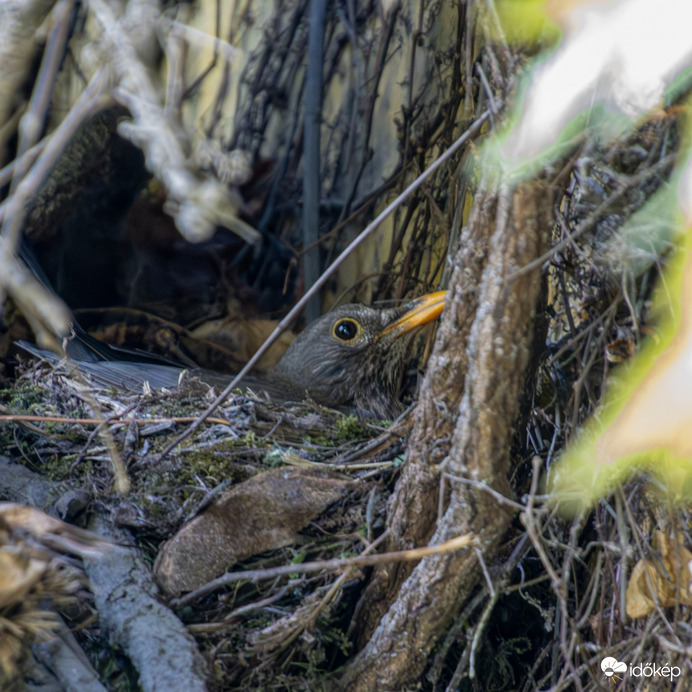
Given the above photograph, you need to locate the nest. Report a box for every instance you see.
[3,355,407,689]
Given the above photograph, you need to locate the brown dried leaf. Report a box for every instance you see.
[0,626,24,689]
[625,531,692,619]
[0,550,46,610]
[190,315,294,372]
[154,467,354,596]
[0,504,99,683]
[0,503,111,558]
[626,559,664,619]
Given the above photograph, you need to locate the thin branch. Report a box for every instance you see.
[171,532,477,608]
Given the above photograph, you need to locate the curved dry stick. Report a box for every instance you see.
[172,532,476,608]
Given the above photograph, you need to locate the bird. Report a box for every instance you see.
[18,291,447,419]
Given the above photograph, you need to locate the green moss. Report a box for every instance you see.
[335,414,364,440]
[304,433,334,447]
[241,430,258,446]
[42,454,94,481]
[263,446,284,466]
[0,383,41,407]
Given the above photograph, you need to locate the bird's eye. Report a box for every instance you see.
[332,318,361,342]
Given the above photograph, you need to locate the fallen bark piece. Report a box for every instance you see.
[154,467,354,596]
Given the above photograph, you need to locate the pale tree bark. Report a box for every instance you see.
[341,179,555,690]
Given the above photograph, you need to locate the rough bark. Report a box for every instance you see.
[351,178,498,643]
[84,518,209,692]
[340,180,554,690]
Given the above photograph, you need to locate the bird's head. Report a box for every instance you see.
[270,291,447,418]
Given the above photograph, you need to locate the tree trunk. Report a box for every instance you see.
[341,179,554,690]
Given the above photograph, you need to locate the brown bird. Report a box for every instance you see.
[19,292,446,419]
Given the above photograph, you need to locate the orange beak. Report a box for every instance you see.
[378,290,447,339]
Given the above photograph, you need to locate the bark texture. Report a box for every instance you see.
[341,180,554,690]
